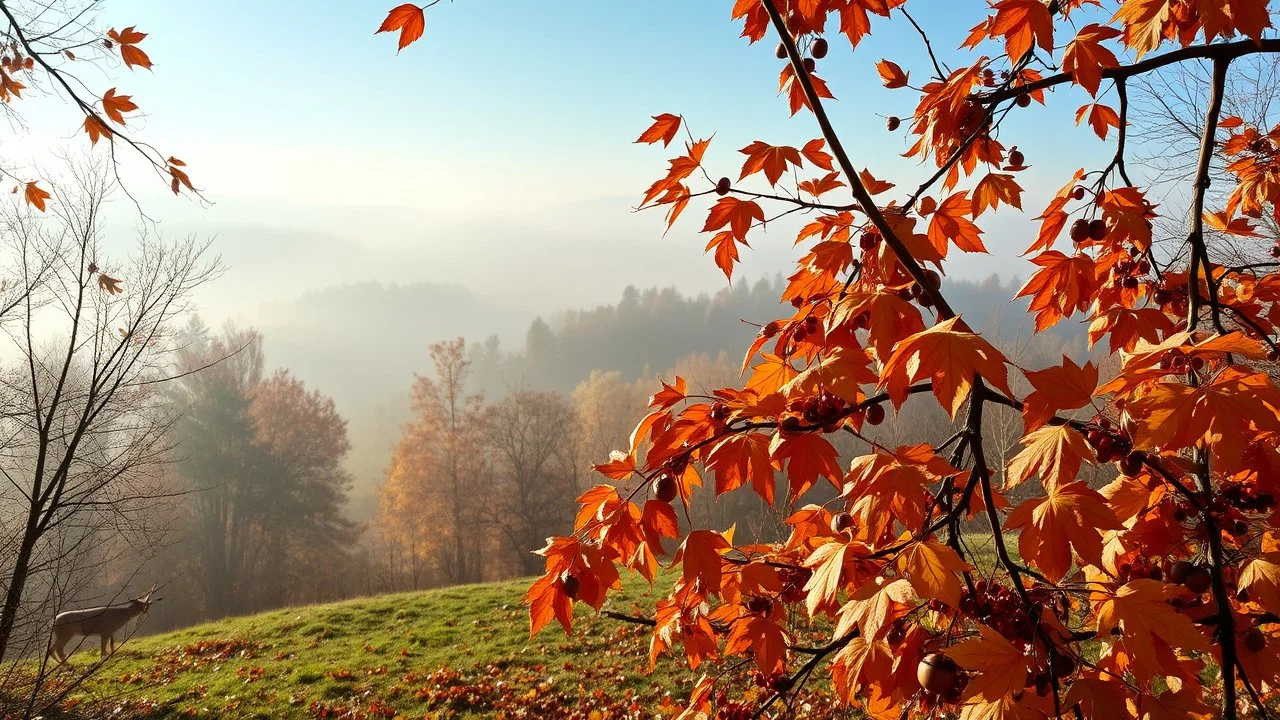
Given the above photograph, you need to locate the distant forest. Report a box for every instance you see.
[258,273,1089,518]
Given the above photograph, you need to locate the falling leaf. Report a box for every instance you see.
[98,274,124,294]
[23,182,49,211]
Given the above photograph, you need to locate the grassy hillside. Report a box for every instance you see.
[25,536,1010,719]
[35,576,708,720]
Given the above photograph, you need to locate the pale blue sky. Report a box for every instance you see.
[56,1,1121,318]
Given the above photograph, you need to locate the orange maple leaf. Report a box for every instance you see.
[876,59,909,88]
[1063,24,1122,96]
[704,433,776,503]
[803,538,853,616]
[1126,368,1280,469]
[926,191,986,257]
[83,115,111,145]
[798,172,846,198]
[674,530,732,597]
[1076,103,1121,140]
[769,432,842,498]
[376,5,425,51]
[107,26,152,69]
[101,88,137,125]
[878,316,1012,418]
[739,141,803,186]
[801,138,833,170]
[990,0,1054,60]
[1005,424,1095,491]
[1005,480,1122,581]
[23,182,49,212]
[636,113,682,148]
[949,622,1031,701]
[971,173,1023,217]
[1020,357,1099,431]
[1015,251,1100,330]
[1094,579,1212,684]
[895,539,971,607]
[703,197,764,241]
[724,616,789,675]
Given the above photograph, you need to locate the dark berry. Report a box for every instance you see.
[1015,94,1031,108]
[653,474,679,503]
[716,177,731,196]
[866,403,886,425]
[561,572,580,599]
[1089,219,1108,241]
[775,42,787,59]
[811,37,828,59]
[887,115,901,131]
[830,512,854,533]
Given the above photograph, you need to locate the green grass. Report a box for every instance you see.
[40,575,695,720]
[22,535,1011,720]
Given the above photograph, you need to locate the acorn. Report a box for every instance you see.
[917,653,959,695]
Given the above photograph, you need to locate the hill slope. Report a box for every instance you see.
[39,577,700,720]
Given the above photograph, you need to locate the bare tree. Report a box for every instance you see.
[0,165,219,668]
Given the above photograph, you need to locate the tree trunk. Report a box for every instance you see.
[0,504,41,661]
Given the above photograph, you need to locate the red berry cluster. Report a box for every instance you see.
[1206,490,1260,538]
[1150,280,1190,318]
[714,692,754,720]
[1110,254,1151,291]
[1156,347,1206,374]
[859,229,881,250]
[1069,218,1109,245]
[1219,480,1275,515]
[1115,555,1167,584]
[745,596,773,615]
[788,390,846,428]
[750,670,792,693]
[948,579,1037,643]
[1085,421,1132,463]
[980,67,1010,88]
[791,314,823,341]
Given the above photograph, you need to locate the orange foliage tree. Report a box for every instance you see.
[383,2,1280,718]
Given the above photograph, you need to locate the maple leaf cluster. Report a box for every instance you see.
[382,1,1280,719]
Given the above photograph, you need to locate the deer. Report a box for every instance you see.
[46,586,158,663]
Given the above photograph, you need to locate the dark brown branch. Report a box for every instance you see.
[1186,57,1229,333]
[977,38,1280,105]
[602,610,656,627]
[760,0,956,320]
